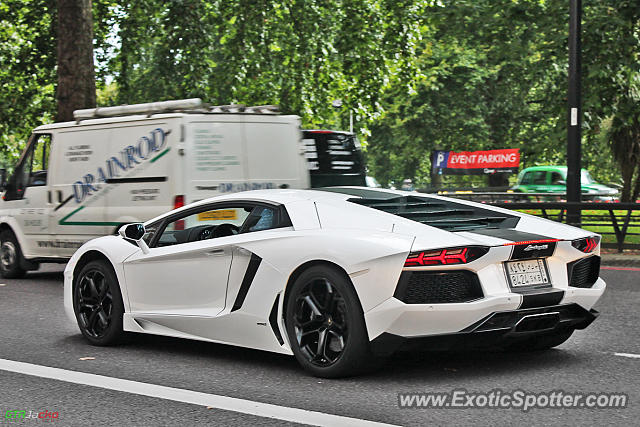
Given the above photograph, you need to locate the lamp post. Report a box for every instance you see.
[567,0,582,226]
[331,99,353,133]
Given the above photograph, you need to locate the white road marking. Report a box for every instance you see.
[614,352,640,359]
[0,358,397,427]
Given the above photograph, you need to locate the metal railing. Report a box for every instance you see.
[428,191,639,252]
[433,191,619,203]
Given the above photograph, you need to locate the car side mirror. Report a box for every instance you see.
[119,223,149,254]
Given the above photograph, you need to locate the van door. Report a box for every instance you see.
[104,121,175,227]
[1,133,55,257]
[49,127,110,255]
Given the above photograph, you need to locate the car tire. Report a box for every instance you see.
[0,230,27,279]
[284,265,383,378]
[503,330,573,352]
[73,260,125,346]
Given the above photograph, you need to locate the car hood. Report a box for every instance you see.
[582,183,617,192]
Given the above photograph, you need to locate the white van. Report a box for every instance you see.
[0,99,310,277]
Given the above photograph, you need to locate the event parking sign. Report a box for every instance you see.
[432,149,520,175]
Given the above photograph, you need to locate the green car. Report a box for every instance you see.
[512,166,618,201]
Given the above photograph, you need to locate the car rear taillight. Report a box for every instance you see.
[404,246,489,267]
[572,236,600,253]
[502,239,559,246]
[174,195,185,231]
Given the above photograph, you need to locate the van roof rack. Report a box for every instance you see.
[209,104,279,114]
[73,99,281,122]
[73,98,205,121]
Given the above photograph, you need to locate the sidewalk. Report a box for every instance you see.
[600,253,640,267]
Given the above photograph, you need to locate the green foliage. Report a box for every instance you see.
[108,0,422,130]
[0,0,638,194]
[0,0,57,167]
[367,0,640,191]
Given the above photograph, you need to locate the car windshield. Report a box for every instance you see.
[581,170,595,184]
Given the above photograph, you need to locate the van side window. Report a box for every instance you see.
[3,134,51,201]
[29,134,51,186]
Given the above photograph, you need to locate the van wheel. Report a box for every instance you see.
[0,231,27,279]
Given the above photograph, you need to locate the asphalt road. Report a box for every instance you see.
[0,265,638,426]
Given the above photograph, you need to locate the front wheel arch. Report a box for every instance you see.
[73,250,117,288]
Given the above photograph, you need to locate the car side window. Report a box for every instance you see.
[150,203,289,248]
[155,205,251,247]
[550,172,564,185]
[532,171,547,185]
[240,206,276,233]
[520,172,532,185]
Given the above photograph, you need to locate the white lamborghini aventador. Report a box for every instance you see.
[64,187,605,377]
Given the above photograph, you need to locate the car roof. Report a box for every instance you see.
[186,187,411,206]
[522,166,567,172]
[522,166,589,173]
[144,187,421,224]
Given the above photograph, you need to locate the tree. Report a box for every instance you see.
[608,93,640,202]
[0,0,637,192]
[368,0,559,188]
[367,0,639,191]
[56,0,96,121]
[0,0,57,166]
[108,0,422,128]
[581,1,640,201]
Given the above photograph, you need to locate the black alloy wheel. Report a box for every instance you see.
[293,278,348,367]
[74,260,125,345]
[76,269,113,338]
[285,265,383,378]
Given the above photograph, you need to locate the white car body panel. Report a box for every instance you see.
[64,188,606,357]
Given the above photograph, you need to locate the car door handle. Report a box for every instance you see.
[205,249,226,256]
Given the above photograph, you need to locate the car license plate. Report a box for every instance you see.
[505,259,550,288]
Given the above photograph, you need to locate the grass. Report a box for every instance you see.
[516,209,640,245]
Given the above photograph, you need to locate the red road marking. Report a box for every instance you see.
[601,266,640,272]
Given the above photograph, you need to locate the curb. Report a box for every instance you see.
[600,255,640,268]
